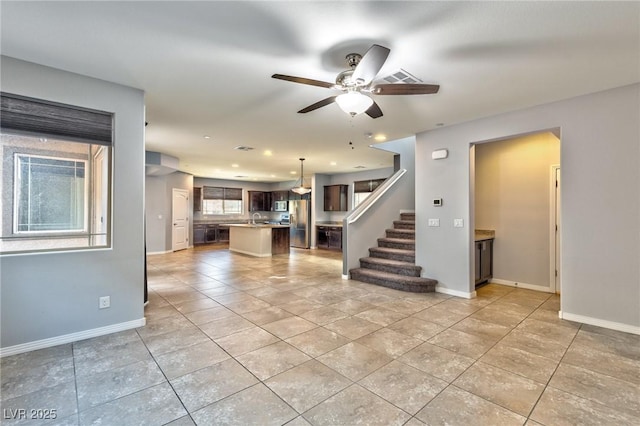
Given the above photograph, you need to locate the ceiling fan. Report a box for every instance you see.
[272,44,439,119]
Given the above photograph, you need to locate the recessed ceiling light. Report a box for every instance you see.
[264,150,273,156]
[374,134,387,142]
[203,135,211,139]
[330,161,337,166]
[290,171,297,175]
[231,164,239,168]
[270,174,276,178]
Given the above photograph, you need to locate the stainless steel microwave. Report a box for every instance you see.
[274,200,288,211]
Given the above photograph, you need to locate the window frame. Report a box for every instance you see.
[13,152,89,235]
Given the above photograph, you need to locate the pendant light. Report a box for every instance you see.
[291,158,312,195]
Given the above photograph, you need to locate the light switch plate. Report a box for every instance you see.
[428,219,440,227]
[454,219,464,228]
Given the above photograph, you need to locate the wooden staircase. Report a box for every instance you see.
[349,212,437,293]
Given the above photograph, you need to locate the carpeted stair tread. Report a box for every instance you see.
[385,228,415,239]
[350,268,436,293]
[393,220,415,230]
[377,237,415,250]
[369,246,415,262]
[359,256,422,277]
[400,212,415,221]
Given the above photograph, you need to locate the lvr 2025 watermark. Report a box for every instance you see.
[3,409,57,420]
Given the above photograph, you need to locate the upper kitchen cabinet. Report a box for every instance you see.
[248,191,271,212]
[324,185,348,211]
[271,191,288,202]
[193,187,202,212]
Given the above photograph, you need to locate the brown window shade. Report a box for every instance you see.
[224,188,243,200]
[203,186,243,200]
[354,178,386,193]
[1,92,113,145]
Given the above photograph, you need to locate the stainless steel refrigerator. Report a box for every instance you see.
[289,199,310,248]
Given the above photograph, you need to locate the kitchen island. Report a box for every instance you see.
[228,224,290,257]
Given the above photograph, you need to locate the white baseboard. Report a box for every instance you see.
[342,274,349,280]
[490,278,553,293]
[146,250,173,256]
[0,318,146,358]
[436,285,476,299]
[560,311,640,335]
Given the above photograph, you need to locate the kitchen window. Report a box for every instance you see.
[0,93,113,254]
[202,186,243,215]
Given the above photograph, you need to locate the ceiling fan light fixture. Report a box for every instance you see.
[291,158,312,195]
[335,92,373,116]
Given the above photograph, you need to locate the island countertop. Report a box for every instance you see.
[227,223,290,229]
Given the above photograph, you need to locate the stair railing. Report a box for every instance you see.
[342,168,412,277]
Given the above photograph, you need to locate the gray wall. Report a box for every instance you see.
[475,132,560,289]
[416,83,639,330]
[0,57,146,349]
[145,172,193,254]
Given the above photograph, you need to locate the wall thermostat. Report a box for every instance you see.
[433,198,443,206]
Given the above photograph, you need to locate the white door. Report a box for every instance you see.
[172,188,189,251]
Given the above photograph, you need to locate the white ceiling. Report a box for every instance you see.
[2,1,639,182]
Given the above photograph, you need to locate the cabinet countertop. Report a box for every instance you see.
[475,229,495,241]
[316,222,343,227]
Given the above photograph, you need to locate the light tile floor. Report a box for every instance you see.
[2,246,639,425]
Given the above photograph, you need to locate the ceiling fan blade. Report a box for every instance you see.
[370,83,440,95]
[272,74,335,89]
[365,101,383,119]
[351,44,390,86]
[298,96,337,113]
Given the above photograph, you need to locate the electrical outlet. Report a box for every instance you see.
[428,219,440,227]
[454,218,464,228]
[99,296,110,309]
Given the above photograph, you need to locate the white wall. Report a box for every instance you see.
[475,132,560,289]
[416,83,639,332]
[0,57,146,352]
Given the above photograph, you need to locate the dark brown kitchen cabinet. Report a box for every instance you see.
[248,191,271,212]
[193,224,206,244]
[324,185,348,211]
[475,238,494,285]
[193,187,202,212]
[316,226,342,251]
[271,191,288,201]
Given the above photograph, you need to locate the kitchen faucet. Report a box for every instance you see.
[252,213,261,225]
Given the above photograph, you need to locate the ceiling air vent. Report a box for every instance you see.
[354,165,366,169]
[381,68,422,84]
[234,146,254,151]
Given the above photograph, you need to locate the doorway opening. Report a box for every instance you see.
[471,129,561,294]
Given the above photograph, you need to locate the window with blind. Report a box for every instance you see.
[353,178,386,208]
[0,92,113,254]
[202,186,243,215]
